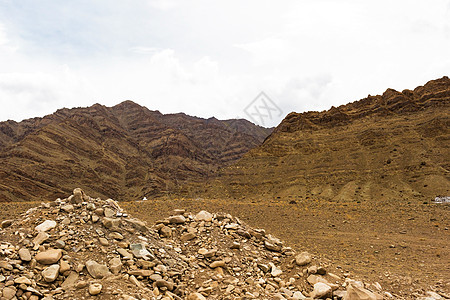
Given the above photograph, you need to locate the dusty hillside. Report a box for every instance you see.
[0,101,272,202]
[207,77,450,202]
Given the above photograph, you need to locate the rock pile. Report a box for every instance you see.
[1,188,394,299]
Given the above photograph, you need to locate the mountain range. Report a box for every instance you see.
[0,77,449,203]
[0,101,272,202]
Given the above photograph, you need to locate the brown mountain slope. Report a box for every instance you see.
[206,77,450,201]
[0,101,272,202]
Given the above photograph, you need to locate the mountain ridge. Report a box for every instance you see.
[204,76,450,201]
[0,101,272,202]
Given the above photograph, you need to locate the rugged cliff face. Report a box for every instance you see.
[208,77,450,201]
[0,101,272,202]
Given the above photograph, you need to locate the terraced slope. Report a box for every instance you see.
[207,77,450,202]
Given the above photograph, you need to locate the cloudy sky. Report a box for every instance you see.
[0,0,449,127]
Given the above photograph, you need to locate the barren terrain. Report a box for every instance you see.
[3,196,448,298]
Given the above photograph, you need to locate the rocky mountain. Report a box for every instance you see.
[207,77,450,201]
[0,101,272,202]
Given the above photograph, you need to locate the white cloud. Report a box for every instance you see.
[0,1,449,126]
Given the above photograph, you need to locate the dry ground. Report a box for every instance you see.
[123,197,450,298]
[2,197,449,298]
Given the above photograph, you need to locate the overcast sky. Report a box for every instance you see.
[0,0,449,127]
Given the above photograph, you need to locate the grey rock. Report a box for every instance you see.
[85,260,111,279]
[295,251,312,266]
[42,264,60,282]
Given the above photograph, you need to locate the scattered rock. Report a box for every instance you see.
[89,283,103,295]
[18,248,32,261]
[0,188,400,300]
[85,260,111,279]
[42,264,60,282]
[194,210,213,222]
[35,220,57,232]
[344,282,383,300]
[311,282,332,298]
[295,251,312,266]
[35,249,62,265]
[168,215,186,224]
[1,219,13,229]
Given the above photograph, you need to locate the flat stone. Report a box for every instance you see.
[210,260,225,268]
[295,252,312,266]
[150,274,162,282]
[35,220,57,232]
[61,204,74,213]
[85,260,111,279]
[42,264,60,282]
[125,218,148,231]
[99,237,109,246]
[194,210,213,222]
[89,283,102,295]
[265,240,282,252]
[0,261,13,270]
[35,249,62,265]
[117,248,133,260]
[1,286,16,299]
[109,232,123,240]
[55,239,66,249]
[14,276,32,285]
[33,232,50,250]
[168,215,186,224]
[173,209,185,215]
[204,249,217,258]
[344,283,383,300]
[181,232,196,241]
[311,282,332,299]
[61,271,79,288]
[270,262,283,277]
[18,248,32,261]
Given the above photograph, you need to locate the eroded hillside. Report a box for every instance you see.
[0,101,272,202]
[207,77,450,202]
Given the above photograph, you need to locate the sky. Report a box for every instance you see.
[0,0,449,127]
